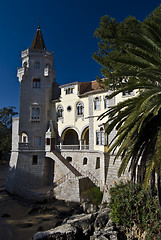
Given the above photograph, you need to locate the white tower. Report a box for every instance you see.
[7,26,58,195]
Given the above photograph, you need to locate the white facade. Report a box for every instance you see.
[6,27,134,202]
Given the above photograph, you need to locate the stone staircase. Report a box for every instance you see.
[46,150,82,177]
[46,150,99,187]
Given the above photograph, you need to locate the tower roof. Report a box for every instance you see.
[31,26,46,49]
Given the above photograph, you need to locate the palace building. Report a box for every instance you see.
[6,27,133,202]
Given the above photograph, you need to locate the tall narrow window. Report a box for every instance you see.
[32,155,38,165]
[33,79,40,88]
[96,131,101,145]
[31,106,40,121]
[21,132,28,143]
[94,97,100,110]
[100,127,105,145]
[34,62,40,69]
[104,96,108,109]
[96,128,105,145]
[34,136,41,146]
[96,157,100,169]
[76,102,84,117]
[57,105,63,118]
[83,157,88,165]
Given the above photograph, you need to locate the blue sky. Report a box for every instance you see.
[0,0,160,111]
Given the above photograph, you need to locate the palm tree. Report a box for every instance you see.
[94,5,161,206]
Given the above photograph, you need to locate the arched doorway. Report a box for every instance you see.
[62,129,79,150]
[81,127,89,150]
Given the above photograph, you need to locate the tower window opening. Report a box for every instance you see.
[32,155,38,165]
[21,132,28,143]
[34,62,40,69]
[31,106,40,121]
[34,136,41,146]
[33,79,40,88]
[46,138,50,145]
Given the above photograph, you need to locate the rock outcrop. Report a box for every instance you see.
[33,206,125,240]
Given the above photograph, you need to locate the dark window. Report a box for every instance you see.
[46,138,50,145]
[32,155,38,165]
[33,79,40,88]
[34,62,40,69]
[66,87,73,94]
[31,107,40,122]
[83,157,87,165]
[67,106,72,111]
[104,96,108,109]
[94,97,100,110]
[66,156,72,162]
[76,102,84,116]
[122,90,133,97]
[96,157,100,169]
[57,105,63,118]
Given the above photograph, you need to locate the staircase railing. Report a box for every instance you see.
[71,163,99,186]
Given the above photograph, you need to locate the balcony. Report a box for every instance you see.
[17,67,28,82]
[19,142,29,150]
[55,145,89,151]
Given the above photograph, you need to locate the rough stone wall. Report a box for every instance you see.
[54,177,95,202]
[60,150,105,188]
[102,155,130,202]
[54,177,80,202]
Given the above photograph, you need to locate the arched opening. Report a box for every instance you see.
[66,156,72,162]
[21,132,28,143]
[83,157,88,165]
[62,129,79,150]
[81,127,89,150]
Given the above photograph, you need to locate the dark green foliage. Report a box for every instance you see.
[0,106,17,161]
[81,186,103,206]
[109,182,161,239]
[93,4,161,206]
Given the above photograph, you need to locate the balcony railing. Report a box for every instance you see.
[55,145,89,151]
[31,116,40,122]
[19,142,29,150]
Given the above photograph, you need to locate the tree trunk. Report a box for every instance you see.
[157,174,161,208]
[150,169,155,197]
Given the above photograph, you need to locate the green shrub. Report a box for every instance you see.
[82,186,103,206]
[109,181,161,239]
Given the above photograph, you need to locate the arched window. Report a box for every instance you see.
[65,87,74,94]
[34,62,40,69]
[31,106,40,121]
[83,157,88,165]
[57,105,63,118]
[94,97,101,110]
[76,102,84,116]
[21,132,28,143]
[33,78,40,88]
[96,127,105,145]
[104,95,108,109]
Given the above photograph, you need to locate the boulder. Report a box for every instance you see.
[33,223,81,240]
[64,213,97,236]
[94,208,110,230]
